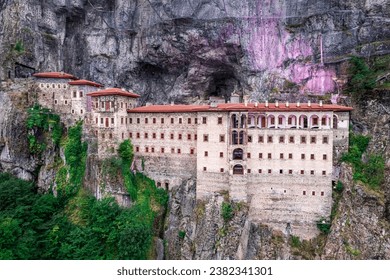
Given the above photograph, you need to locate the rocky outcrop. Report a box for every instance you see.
[1,1,389,103]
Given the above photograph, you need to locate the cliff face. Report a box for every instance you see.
[1,0,389,103]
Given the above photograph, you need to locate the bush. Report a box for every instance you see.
[348,56,376,96]
[221,202,233,222]
[316,218,331,234]
[178,231,186,240]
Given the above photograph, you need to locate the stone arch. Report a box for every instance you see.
[233,148,243,160]
[233,164,244,175]
[248,114,256,128]
[287,115,297,127]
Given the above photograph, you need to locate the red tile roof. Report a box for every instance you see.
[68,79,104,88]
[128,103,353,113]
[33,72,77,80]
[87,88,140,98]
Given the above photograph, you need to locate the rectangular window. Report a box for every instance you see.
[289,153,293,159]
[300,170,304,175]
[125,118,127,125]
[289,136,294,143]
[248,135,252,143]
[268,153,272,159]
[268,136,273,143]
[55,100,58,105]
[145,133,148,139]
[171,118,174,124]
[220,168,224,173]
[259,153,263,159]
[171,148,175,154]
[310,170,315,175]
[312,191,315,196]
[121,117,124,125]
[145,147,149,153]
[279,136,284,143]
[247,153,251,159]
[136,133,140,139]
[187,134,191,140]
[95,118,98,124]
[170,134,174,140]
[278,116,283,125]
[203,167,207,171]
[151,147,155,153]
[188,118,191,124]
[121,102,123,109]
[202,117,207,124]
[177,148,181,154]
[323,154,327,160]
[122,133,124,139]
[322,171,326,176]
[218,117,222,124]
[247,169,251,174]
[137,118,140,124]
[178,134,182,140]
[152,133,156,139]
[303,191,306,195]
[73,91,77,98]
[301,136,306,144]
[203,134,209,142]
[258,169,262,174]
[204,151,208,157]
[190,148,195,155]
[301,154,305,160]
[310,154,315,160]
[311,136,316,144]
[258,136,264,143]
[129,133,133,138]
[161,133,164,139]
[219,135,225,142]
[111,118,114,125]
[279,169,283,174]
[195,118,198,124]
[313,118,318,126]
[145,118,148,124]
[194,134,197,141]
[268,169,272,174]
[179,118,182,124]
[161,118,164,124]
[321,191,324,196]
[323,136,329,144]
[289,169,293,174]
[219,152,223,158]
[130,118,133,124]
[135,146,139,152]
[161,148,165,153]
[280,153,284,159]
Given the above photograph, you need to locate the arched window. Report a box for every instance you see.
[333,115,338,129]
[233,148,243,160]
[248,115,256,128]
[240,114,246,128]
[239,131,245,144]
[268,115,275,128]
[299,115,308,128]
[278,115,286,128]
[287,115,297,128]
[258,115,266,128]
[233,164,244,175]
[321,115,329,126]
[232,131,238,145]
[231,114,238,128]
[311,115,319,128]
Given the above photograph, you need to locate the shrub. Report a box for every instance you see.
[316,218,331,234]
[178,231,186,240]
[221,202,233,222]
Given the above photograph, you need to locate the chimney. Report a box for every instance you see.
[255,102,258,108]
[265,100,269,107]
[319,100,323,107]
[297,101,300,107]
[286,101,289,107]
[171,101,174,106]
[308,100,311,107]
[244,95,249,107]
[275,100,279,107]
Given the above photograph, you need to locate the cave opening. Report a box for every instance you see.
[205,69,239,102]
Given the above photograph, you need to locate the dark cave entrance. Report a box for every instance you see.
[205,69,239,102]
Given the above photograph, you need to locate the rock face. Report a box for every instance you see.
[1,0,389,103]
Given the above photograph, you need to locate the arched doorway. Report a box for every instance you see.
[233,164,244,175]
[233,148,243,160]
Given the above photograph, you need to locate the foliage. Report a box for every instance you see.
[26,105,62,155]
[348,56,376,96]
[57,122,87,199]
[342,133,385,189]
[118,140,134,163]
[178,231,186,240]
[14,40,25,53]
[335,181,344,194]
[316,218,331,234]
[221,202,233,222]
[290,235,301,248]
